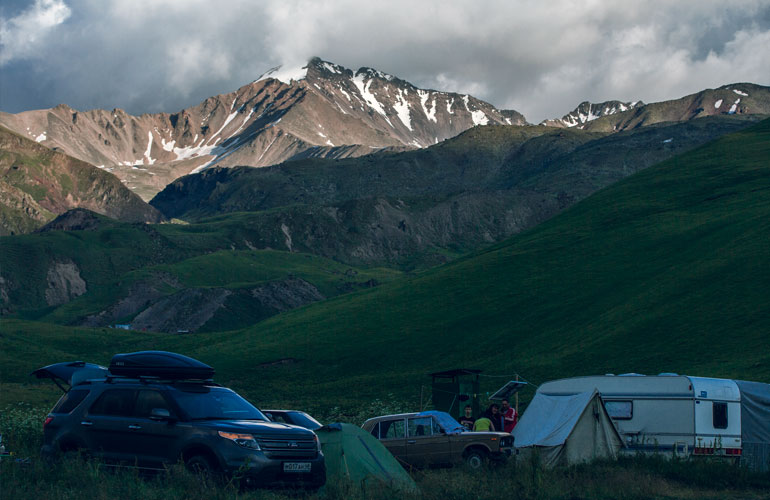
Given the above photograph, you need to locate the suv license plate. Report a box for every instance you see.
[283,462,311,473]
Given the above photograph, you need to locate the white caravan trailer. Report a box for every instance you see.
[537,374,742,458]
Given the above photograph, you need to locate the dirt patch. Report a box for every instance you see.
[44,261,86,306]
[250,278,324,312]
[130,288,232,333]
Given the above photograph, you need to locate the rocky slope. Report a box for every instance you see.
[150,115,761,267]
[0,58,526,200]
[544,83,770,132]
[0,126,163,235]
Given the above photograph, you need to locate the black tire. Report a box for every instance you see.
[464,449,488,470]
[185,454,218,480]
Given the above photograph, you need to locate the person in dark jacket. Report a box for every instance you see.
[489,403,504,433]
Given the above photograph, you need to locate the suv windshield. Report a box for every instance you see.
[170,387,267,421]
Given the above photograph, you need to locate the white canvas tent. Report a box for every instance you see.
[513,390,623,467]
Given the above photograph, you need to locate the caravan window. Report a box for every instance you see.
[605,401,633,420]
[713,402,728,429]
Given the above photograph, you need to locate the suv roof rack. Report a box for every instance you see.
[101,374,220,386]
[109,351,215,380]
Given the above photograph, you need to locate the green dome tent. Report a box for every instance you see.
[316,423,419,494]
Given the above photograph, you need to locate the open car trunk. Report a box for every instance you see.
[31,361,109,393]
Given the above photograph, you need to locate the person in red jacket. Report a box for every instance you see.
[501,398,518,433]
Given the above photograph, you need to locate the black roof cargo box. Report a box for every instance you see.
[109,351,214,380]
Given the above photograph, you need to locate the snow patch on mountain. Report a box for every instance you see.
[417,90,437,123]
[393,88,412,130]
[257,64,309,85]
[471,110,489,126]
[733,89,749,97]
[143,132,155,164]
[35,132,47,142]
[714,99,723,109]
[351,72,393,127]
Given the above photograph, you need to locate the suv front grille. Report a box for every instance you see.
[257,437,317,459]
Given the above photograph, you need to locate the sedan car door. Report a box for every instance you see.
[406,416,452,467]
[377,418,407,465]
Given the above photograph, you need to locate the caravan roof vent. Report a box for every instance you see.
[657,372,679,377]
[109,351,214,380]
[618,373,645,377]
[604,374,615,376]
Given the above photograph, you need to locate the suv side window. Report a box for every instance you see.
[408,417,433,437]
[52,389,90,414]
[89,389,136,416]
[134,390,174,418]
[380,419,405,439]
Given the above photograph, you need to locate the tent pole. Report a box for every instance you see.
[515,375,519,414]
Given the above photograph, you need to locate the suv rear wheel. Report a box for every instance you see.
[464,448,488,469]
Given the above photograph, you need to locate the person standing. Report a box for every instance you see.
[459,405,476,430]
[473,413,494,432]
[489,403,504,433]
[501,398,518,433]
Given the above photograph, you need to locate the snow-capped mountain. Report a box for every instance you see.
[540,100,644,128]
[541,84,770,132]
[0,58,526,200]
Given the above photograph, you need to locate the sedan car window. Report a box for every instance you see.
[381,419,405,439]
[408,417,433,437]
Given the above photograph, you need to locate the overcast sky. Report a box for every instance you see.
[1,0,769,123]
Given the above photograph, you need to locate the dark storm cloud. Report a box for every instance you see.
[1,0,769,123]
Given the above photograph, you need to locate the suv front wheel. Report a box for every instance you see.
[186,453,219,479]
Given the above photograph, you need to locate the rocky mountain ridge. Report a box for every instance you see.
[0,58,525,200]
[0,126,163,235]
[542,83,770,132]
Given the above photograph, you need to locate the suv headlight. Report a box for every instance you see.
[218,431,260,450]
[314,433,322,451]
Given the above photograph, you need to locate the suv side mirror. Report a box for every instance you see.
[149,408,173,421]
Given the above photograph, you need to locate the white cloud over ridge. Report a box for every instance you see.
[0,0,71,65]
[0,0,768,122]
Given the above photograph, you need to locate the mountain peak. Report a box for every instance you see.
[542,99,643,128]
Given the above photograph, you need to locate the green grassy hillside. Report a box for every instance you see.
[2,119,769,414]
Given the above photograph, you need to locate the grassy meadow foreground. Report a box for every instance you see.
[1,121,769,498]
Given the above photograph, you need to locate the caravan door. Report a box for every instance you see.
[690,377,742,455]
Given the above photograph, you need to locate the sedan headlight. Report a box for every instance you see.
[218,431,261,450]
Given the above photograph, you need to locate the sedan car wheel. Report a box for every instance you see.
[464,449,487,469]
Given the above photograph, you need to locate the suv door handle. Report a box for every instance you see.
[80,421,93,427]
[128,424,142,430]
[407,440,416,444]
